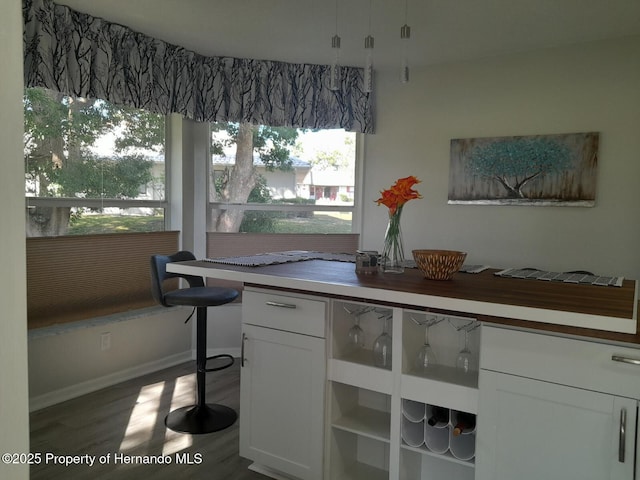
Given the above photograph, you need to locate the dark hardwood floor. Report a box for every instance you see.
[29,361,270,480]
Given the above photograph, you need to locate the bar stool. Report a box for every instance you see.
[150,251,239,434]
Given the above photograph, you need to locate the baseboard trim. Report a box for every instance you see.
[29,351,192,412]
[248,463,296,480]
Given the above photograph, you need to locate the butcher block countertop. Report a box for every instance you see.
[167,259,639,344]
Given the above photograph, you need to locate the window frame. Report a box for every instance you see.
[25,197,168,210]
[206,128,364,235]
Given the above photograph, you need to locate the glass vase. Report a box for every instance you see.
[381,207,405,273]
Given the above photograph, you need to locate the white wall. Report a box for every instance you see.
[28,309,193,410]
[27,302,240,411]
[0,0,30,478]
[362,36,640,279]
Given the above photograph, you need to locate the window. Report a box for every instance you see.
[207,122,358,235]
[24,87,167,237]
[23,87,172,328]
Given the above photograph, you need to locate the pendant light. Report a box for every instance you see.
[363,0,374,93]
[329,0,341,91]
[400,0,411,83]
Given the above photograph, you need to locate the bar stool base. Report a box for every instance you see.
[165,404,237,434]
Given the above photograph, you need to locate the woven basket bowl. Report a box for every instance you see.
[412,250,467,280]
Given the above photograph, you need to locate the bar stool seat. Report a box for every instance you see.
[163,286,238,307]
[150,251,239,434]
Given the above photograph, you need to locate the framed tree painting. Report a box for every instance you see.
[448,132,599,206]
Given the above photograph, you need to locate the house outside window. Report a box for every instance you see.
[207,122,358,235]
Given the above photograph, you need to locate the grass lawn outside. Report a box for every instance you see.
[68,212,352,235]
[68,214,165,235]
[273,212,352,234]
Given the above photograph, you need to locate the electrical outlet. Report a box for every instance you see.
[101,332,111,351]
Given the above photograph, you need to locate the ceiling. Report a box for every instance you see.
[58,0,640,70]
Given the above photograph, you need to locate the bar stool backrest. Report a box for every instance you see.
[150,250,205,307]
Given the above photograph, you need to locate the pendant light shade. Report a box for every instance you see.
[400,23,411,83]
[400,0,411,83]
[363,0,374,93]
[329,0,341,91]
[364,35,374,92]
[330,34,341,91]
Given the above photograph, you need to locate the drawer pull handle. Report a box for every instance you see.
[619,408,626,463]
[611,355,640,366]
[265,301,297,309]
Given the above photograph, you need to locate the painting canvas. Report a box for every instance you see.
[448,132,599,206]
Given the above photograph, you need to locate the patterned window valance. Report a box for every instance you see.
[23,0,374,133]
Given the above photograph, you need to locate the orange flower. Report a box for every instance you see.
[375,176,422,215]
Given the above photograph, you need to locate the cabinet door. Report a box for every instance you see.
[240,324,325,480]
[476,370,637,480]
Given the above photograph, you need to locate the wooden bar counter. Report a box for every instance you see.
[168,259,639,344]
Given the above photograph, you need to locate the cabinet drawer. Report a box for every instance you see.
[481,325,640,399]
[242,289,326,338]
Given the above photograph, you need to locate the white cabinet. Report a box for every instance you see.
[241,289,640,480]
[240,289,326,480]
[477,326,640,480]
[477,371,636,480]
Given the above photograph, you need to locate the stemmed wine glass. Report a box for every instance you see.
[373,313,393,369]
[455,322,478,373]
[348,317,365,349]
[414,317,440,372]
[345,306,371,353]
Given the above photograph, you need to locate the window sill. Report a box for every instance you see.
[28,305,169,340]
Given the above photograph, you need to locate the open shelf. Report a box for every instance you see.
[328,358,394,394]
[338,347,383,367]
[342,461,389,480]
[333,405,391,443]
[401,310,480,408]
[401,374,478,414]
[327,380,391,479]
[331,301,394,371]
[405,363,478,389]
[328,300,481,480]
[329,427,390,480]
